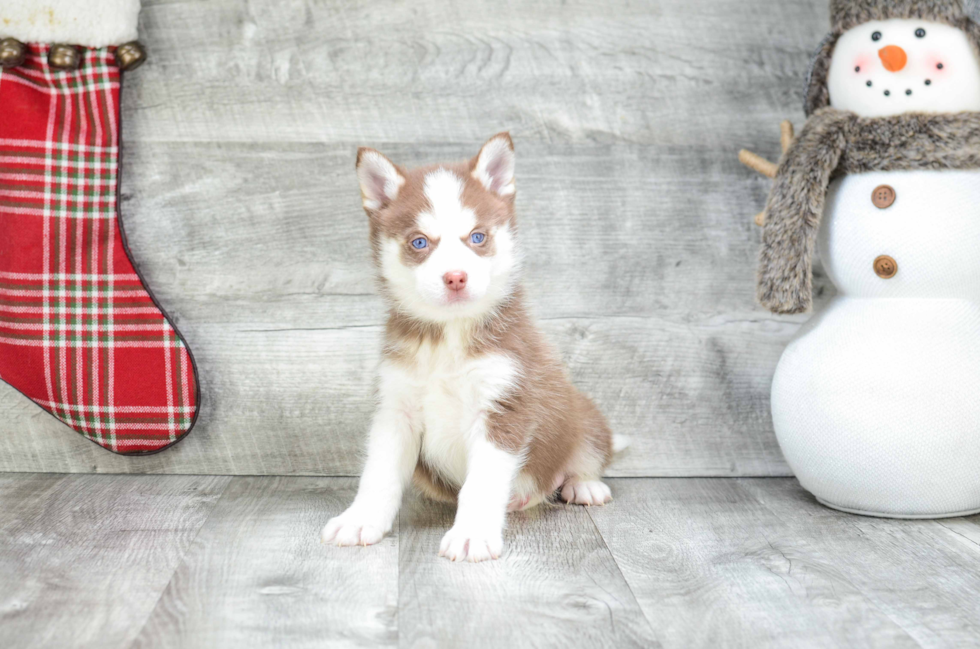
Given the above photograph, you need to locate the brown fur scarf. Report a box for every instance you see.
[758,108,980,314]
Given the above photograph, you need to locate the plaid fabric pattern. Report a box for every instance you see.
[0,44,199,454]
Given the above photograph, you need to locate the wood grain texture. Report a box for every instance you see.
[397,491,661,648]
[736,480,980,649]
[0,473,229,649]
[0,0,835,475]
[5,474,980,648]
[130,477,398,649]
[590,478,980,649]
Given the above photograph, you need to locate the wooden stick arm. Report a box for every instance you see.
[780,120,795,153]
[738,150,777,179]
[740,120,794,227]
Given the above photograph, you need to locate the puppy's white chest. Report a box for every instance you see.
[404,339,518,487]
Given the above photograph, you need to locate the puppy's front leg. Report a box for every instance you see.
[322,367,420,547]
[440,428,521,563]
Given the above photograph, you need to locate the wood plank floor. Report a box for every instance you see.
[3,474,980,649]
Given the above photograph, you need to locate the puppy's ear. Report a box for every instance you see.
[471,132,515,198]
[356,148,405,213]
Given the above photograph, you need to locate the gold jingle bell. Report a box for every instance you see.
[0,37,27,69]
[115,41,146,72]
[49,43,81,71]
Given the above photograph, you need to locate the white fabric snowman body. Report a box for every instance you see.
[760,0,980,517]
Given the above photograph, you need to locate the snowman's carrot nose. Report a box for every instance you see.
[879,45,908,72]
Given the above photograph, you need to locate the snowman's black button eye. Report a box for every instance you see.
[872,31,883,41]
[916,28,926,38]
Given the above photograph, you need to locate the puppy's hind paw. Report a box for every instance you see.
[321,509,388,547]
[560,480,612,506]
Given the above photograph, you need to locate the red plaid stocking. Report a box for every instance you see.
[0,44,200,454]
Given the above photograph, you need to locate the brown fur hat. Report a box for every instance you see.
[805,0,980,116]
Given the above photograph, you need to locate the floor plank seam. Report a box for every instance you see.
[122,476,235,649]
[739,480,930,648]
[936,521,980,551]
[583,505,662,646]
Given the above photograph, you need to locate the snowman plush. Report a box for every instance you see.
[756,0,980,518]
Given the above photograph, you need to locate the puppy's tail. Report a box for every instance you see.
[612,435,631,454]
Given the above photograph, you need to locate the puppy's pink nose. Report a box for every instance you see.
[443,271,468,291]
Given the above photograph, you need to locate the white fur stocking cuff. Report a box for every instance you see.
[0,0,141,48]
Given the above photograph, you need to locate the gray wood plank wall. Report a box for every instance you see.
[0,0,834,475]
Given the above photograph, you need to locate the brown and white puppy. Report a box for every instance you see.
[321,133,624,562]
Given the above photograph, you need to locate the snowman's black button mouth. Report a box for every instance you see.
[925,79,932,86]
[867,80,873,87]
[906,89,913,95]
[884,90,891,96]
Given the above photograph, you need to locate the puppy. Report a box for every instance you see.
[321,133,622,562]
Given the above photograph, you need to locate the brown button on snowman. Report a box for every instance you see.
[742,0,980,518]
[871,184,896,209]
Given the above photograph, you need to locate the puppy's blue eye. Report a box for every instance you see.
[470,232,486,244]
[411,237,428,250]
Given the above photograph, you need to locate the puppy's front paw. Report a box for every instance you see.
[560,480,612,506]
[321,508,389,547]
[438,525,503,563]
